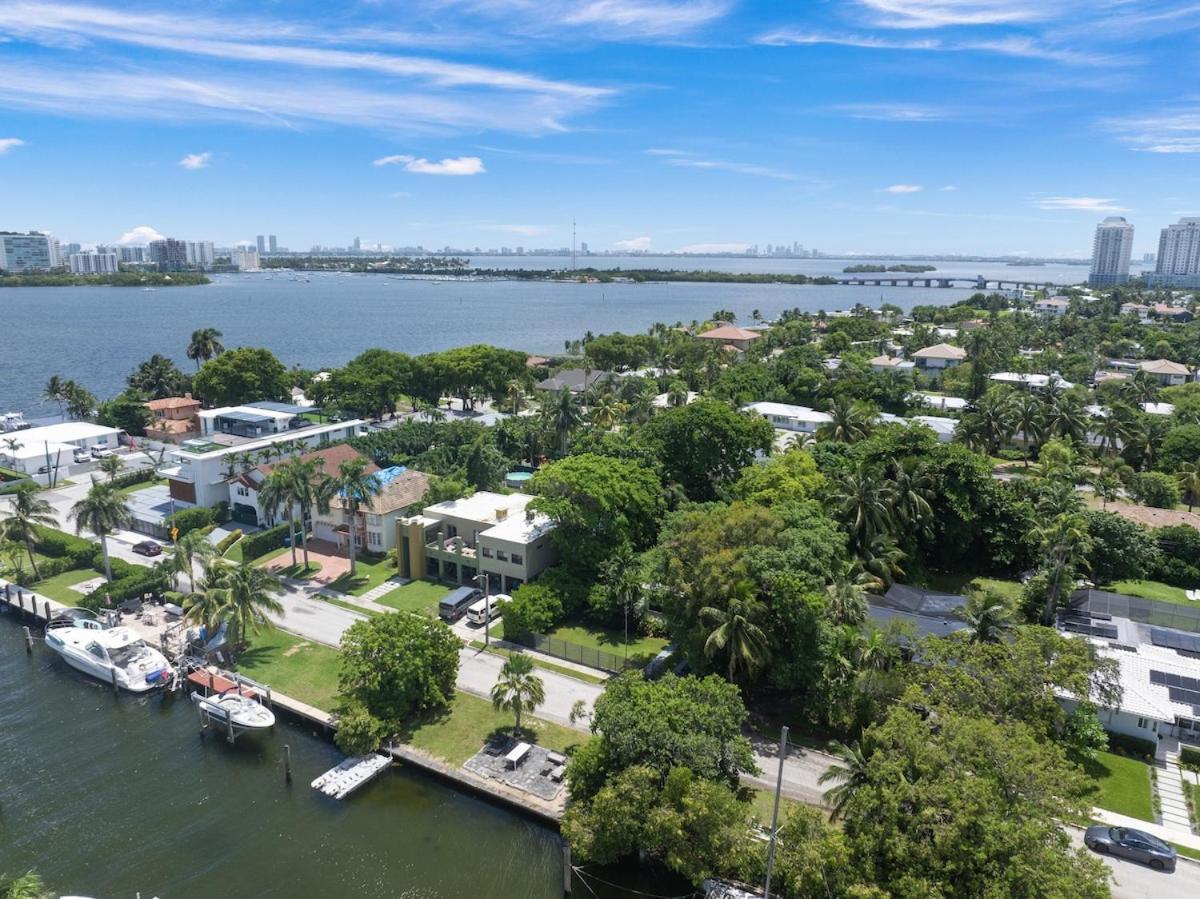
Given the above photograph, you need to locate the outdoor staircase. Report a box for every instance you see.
[1158,752,1195,833]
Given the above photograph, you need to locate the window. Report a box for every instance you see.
[367,514,381,526]
[1137,717,1147,729]
[495,550,508,562]
[510,553,523,565]
[481,547,493,558]
[368,531,381,547]
[236,486,249,497]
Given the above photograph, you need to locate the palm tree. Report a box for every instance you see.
[172,528,214,593]
[186,328,225,369]
[962,590,1015,643]
[1123,370,1159,406]
[43,375,67,417]
[666,379,690,408]
[505,379,526,415]
[699,582,772,681]
[69,480,131,583]
[826,577,869,626]
[854,533,907,590]
[589,392,622,430]
[817,397,872,443]
[0,483,58,579]
[0,870,53,899]
[98,453,124,482]
[203,561,284,647]
[828,466,894,549]
[1,435,22,464]
[546,388,582,456]
[286,457,322,570]
[1012,393,1044,467]
[1037,514,1091,625]
[490,654,545,733]
[887,458,934,534]
[1093,410,1128,457]
[818,740,871,821]
[258,464,300,567]
[1178,462,1200,513]
[1045,392,1090,446]
[322,457,381,576]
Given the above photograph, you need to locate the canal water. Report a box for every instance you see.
[0,615,667,898]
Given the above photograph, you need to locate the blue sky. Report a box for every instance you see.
[1,0,1198,256]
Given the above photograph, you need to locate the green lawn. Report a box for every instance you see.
[1109,579,1193,607]
[1077,750,1154,821]
[399,691,588,767]
[235,626,341,710]
[326,553,398,596]
[30,568,99,605]
[375,579,448,616]
[224,540,245,562]
[319,596,382,619]
[924,572,1023,603]
[117,477,165,497]
[542,620,669,666]
[466,640,609,685]
[748,788,806,826]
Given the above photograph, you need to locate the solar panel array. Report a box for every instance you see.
[1149,627,1200,654]
[1149,669,1200,713]
[1061,619,1119,640]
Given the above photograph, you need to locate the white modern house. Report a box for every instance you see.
[741,401,832,435]
[1034,296,1070,317]
[878,413,958,443]
[989,372,1074,391]
[397,491,556,594]
[0,421,120,474]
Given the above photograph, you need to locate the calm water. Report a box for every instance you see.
[0,615,657,899]
[1,257,1089,417]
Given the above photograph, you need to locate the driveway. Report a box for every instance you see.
[264,539,351,585]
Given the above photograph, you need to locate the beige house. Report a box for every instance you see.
[1140,358,1192,386]
[397,491,556,593]
[314,465,430,555]
[869,354,914,374]
[144,394,201,441]
[695,324,763,353]
[912,343,967,371]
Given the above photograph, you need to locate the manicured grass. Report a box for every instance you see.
[116,477,165,496]
[924,571,1023,603]
[1187,781,1200,831]
[1078,750,1154,821]
[1170,841,1200,862]
[400,690,588,767]
[326,553,398,596]
[1109,579,1193,607]
[375,579,448,616]
[319,596,381,619]
[466,640,609,685]
[223,540,245,562]
[247,544,290,565]
[30,568,100,605]
[235,626,341,710]
[748,788,805,825]
[543,620,669,666]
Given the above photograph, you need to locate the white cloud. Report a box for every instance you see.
[443,0,730,39]
[884,184,923,193]
[676,242,750,254]
[831,103,950,122]
[178,151,211,169]
[939,184,958,191]
[614,236,652,250]
[374,154,485,175]
[0,136,24,154]
[1102,111,1200,154]
[853,1,1053,29]
[117,225,164,245]
[1032,196,1129,213]
[756,29,1115,65]
[646,148,798,181]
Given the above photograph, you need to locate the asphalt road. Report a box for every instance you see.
[1067,829,1200,898]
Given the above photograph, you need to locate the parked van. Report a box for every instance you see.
[438,586,481,621]
[466,593,513,626]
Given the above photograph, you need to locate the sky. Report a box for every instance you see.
[1,0,1199,257]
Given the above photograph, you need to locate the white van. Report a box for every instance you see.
[466,593,512,626]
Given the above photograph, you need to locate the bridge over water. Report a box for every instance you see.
[832,276,1057,290]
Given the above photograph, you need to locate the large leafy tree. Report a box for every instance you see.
[313,348,412,419]
[0,484,58,579]
[127,353,188,398]
[95,391,153,436]
[640,399,773,501]
[192,347,289,406]
[729,448,824,506]
[69,480,131,582]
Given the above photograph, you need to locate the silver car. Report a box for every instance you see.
[1085,825,1177,872]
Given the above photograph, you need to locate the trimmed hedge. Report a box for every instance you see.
[1181,745,1200,769]
[34,526,96,568]
[1106,731,1157,761]
[166,502,227,538]
[79,567,170,612]
[0,477,37,495]
[109,467,158,490]
[216,529,243,555]
[239,522,299,562]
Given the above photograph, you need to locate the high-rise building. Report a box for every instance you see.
[1151,218,1200,288]
[185,240,215,270]
[1143,252,1156,265]
[69,252,119,274]
[0,231,54,272]
[1089,216,1134,287]
[255,235,266,254]
[352,236,361,252]
[268,234,277,254]
[119,246,146,263]
[148,238,189,272]
[234,247,260,271]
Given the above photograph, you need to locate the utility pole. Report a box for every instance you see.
[764,724,788,899]
[474,572,490,648]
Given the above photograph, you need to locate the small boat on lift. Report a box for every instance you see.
[191,687,276,732]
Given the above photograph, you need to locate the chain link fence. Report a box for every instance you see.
[509,631,637,673]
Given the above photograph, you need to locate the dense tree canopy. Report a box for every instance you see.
[192,347,290,406]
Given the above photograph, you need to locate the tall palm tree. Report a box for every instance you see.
[546,388,582,456]
[490,654,546,733]
[1037,513,1091,625]
[186,328,225,369]
[1123,370,1159,406]
[1093,410,1128,457]
[962,590,1015,644]
[887,458,934,534]
[817,397,872,443]
[818,740,871,821]
[505,379,526,415]
[589,392,622,430]
[286,457,322,570]
[69,480,131,583]
[207,561,284,647]
[1045,392,1090,446]
[854,533,907,590]
[172,528,214,593]
[826,577,869,627]
[322,457,381,576]
[828,466,894,549]
[1,435,22,464]
[98,453,124,482]
[43,375,67,417]
[666,379,690,408]
[1179,462,1200,513]
[699,582,772,681]
[1012,392,1044,467]
[0,483,58,579]
[258,463,300,567]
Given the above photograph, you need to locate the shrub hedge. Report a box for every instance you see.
[1181,745,1200,770]
[79,566,170,612]
[34,526,96,568]
[239,522,298,561]
[1105,731,1157,761]
[109,467,158,490]
[215,529,243,555]
[166,502,228,538]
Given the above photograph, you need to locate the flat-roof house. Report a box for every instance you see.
[315,465,429,555]
[989,371,1074,391]
[877,413,959,443]
[1120,302,1151,321]
[912,343,967,371]
[869,354,915,374]
[695,325,763,353]
[1034,296,1070,317]
[397,491,556,594]
[199,402,314,439]
[145,394,201,441]
[1139,358,1191,386]
[741,401,832,435]
[1094,370,1129,385]
[911,393,968,412]
[0,421,120,475]
[228,443,376,527]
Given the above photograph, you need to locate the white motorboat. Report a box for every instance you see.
[44,624,171,692]
[191,687,275,731]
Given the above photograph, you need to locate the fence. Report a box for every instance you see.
[509,631,637,674]
[1072,589,1200,634]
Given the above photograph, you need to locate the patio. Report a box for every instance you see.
[263,539,352,585]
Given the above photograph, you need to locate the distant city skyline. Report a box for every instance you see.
[1,2,1198,256]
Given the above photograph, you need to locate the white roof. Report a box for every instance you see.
[1085,639,1200,722]
[911,415,959,437]
[481,511,554,545]
[199,405,294,421]
[989,371,1074,389]
[1037,297,1069,306]
[912,393,968,411]
[1141,402,1176,416]
[173,419,364,459]
[3,421,117,450]
[742,401,832,424]
[423,491,536,527]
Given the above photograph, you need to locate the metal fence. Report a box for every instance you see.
[509,631,636,673]
[1071,589,1200,634]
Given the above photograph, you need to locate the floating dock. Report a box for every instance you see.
[311,754,392,800]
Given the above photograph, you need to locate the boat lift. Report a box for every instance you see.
[188,669,273,743]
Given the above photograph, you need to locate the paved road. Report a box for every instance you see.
[1067,829,1200,898]
[744,735,839,806]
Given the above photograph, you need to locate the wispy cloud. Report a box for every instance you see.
[939,184,958,191]
[614,235,652,250]
[443,0,731,39]
[178,151,212,170]
[830,102,951,121]
[756,29,1117,65]
[374,154,485,175]
[853,1,1054,29]
[0,136,23,154]
[646,148,799,181]
[117,224,164,245]
[1102,110,1200,154]
[1032,196,1129,212]
[883,184,923,193]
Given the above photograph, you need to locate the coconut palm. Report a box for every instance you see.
[589,392,622,430]
[0,870,53,899]
[285,457,322,569]
[887,458,934,534]
[1093,410,1128,457]
[1045,392,1090,446]
[699,581,772,681]
[962,590,1016,644]
[1011,392,1044,467]
[828,466,894,549]
[1123,370,1160,406]
[826,577,869,627]
[0,483,58,580]
[258,463,301,567]
[854,533,907,590]
[321,457,381,576]
[546,388,582,455]
[817,397,872,443]
[186,327,224,369]
[666,379,690,408]
[1037,514,1091,625]
[204,561,284,646]
[490,654,545,733]
[69,480,131,583]
[1,435,22,464]
[1178,462,1200,513]
[172,528,214,593]
[98,453,124,482]
[43,375,67,417]
[505,379,527,415]
[818,740,871,821]
[963,388,1016,455]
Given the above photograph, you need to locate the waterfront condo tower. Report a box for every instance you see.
[1089,216,1134,288]
[1151,218,1200,289]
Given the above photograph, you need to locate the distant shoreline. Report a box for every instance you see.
[0,272,210,288]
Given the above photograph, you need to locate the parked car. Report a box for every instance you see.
[1085,825,1176,872]
[73,448,91,464]
[132,540,162,557]
[90,445,114,459]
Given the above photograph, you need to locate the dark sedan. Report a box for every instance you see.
[132,540,163,557]
[1085,825,1176,872]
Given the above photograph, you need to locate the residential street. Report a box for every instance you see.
[1066,829,1200,898]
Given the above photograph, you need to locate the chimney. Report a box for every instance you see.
[495,507,508,521]
[184,392,193,400]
